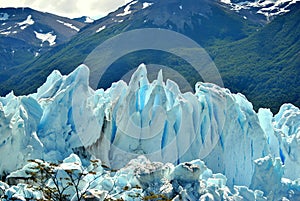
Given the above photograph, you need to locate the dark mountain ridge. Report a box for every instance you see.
[0,7,87,72]
[0,0,299,113]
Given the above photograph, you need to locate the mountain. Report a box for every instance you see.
[0,7,87,72]
[73,16,95,24]
[221,0,300,21]
[0,0,264,95]
[0,65,299,200]
[0,0,299,113]
[208,2,300,112]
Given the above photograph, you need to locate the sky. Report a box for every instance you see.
[0,0,132,19]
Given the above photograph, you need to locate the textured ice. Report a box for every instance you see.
[0,64,299,200]
[2,154,300,200]
[258,104,300,180]
[83,64,268,188]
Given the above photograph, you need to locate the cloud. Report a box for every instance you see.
[0,0,128,19]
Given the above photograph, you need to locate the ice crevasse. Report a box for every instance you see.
[0,64,299,190]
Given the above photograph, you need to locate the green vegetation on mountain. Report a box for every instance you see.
[0,2,299,113]
[0,1,259,94]
[208,3,300,112]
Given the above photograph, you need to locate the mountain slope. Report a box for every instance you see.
[0,0,299,113]
[208,2,300,112]
[221,0,299,21]
[221,0,300,21]
[0,7,87,72]
[0,0,261,94]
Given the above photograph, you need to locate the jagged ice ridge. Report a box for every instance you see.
[0,64,299,200]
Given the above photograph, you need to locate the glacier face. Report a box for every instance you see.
[0,64,299,196]
[85,64,269,188]
[0,154,265,200]
[2,153,300,200]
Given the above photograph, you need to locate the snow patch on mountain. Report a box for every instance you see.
[17,15,34,30]
[56,20,80,32]
[0,26,12,35]
[221,0,300,19]
[142,2,154,9]
[85,16,94,23]
[96,25,106,33]
[221,0,231,4]
[34,31,56,46]
[117,0,138,16]
[0,13,9,21]
[0,31,10,35]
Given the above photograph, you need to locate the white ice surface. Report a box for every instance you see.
[0,64,299,196]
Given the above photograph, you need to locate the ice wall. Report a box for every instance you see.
[0,64,299,189]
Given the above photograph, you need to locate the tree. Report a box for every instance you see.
[24,158,102,201]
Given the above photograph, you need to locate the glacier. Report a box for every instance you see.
[0,64,299,200]
[1,154,300,200]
